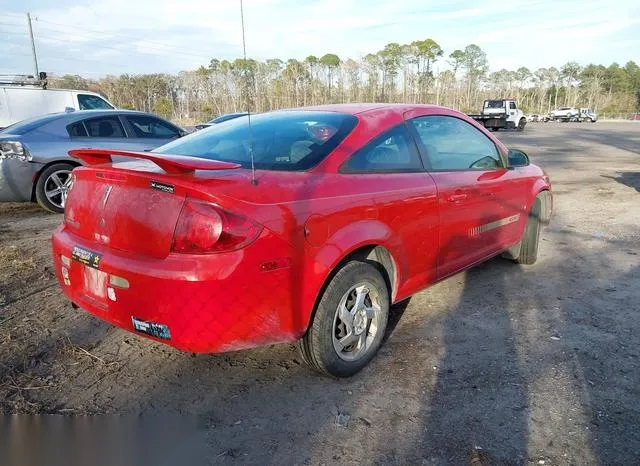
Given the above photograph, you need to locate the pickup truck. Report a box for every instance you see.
[468,99,527,131]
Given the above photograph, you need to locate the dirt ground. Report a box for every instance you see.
[1,122,639,465]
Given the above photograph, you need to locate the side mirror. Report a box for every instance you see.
[508,149,529,168]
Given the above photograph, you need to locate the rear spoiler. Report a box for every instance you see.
[68,149,241,175]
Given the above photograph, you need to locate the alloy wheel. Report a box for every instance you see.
[332,281,382,362]
[44,170,73,209]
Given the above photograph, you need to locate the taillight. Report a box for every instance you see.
[171,200,262,254]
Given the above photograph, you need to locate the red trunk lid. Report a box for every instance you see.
[63,150,243,259]
[64,166,187,259]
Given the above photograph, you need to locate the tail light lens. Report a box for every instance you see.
[171,200,263,254]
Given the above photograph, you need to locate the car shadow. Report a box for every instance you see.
[602,172,640,192]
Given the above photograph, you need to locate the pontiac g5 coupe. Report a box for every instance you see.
[52,104,552,377]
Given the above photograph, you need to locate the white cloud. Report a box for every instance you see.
[1,0,637,76]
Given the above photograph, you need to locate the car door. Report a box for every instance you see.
[66,115,138,153]
[121,114,182,151]
[407,114,523,280]
[508,101,518,125]
[340,123,439,296]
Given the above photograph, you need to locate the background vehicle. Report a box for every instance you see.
[52,103,552,378]
[468,99,527,131]
[193,112,250,131]
[0,75,115,129]
[579,108,598,122]
[549,107,579,121]
[0,109,186,212]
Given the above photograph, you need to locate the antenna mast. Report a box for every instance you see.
[240,0,257,186]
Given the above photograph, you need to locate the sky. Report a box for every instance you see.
[1,0,639,78]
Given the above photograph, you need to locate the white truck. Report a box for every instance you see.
[468,99,527,131]
[0,74,115,129]
[578,108,598,122]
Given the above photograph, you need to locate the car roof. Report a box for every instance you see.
[14,109,162,125]
[0,110,173,136]
[0,86,102,94]
[289,103,446,115]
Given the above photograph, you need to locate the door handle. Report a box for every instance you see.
[447,192,468,202]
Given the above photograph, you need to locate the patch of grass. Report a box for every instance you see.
[0,245,37,281]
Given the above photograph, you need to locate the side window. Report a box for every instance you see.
[67,121,88,137]
[509,102,517,110]
[341,125,423,173]
[409,116,503,171]
[83,116,126,138]
[78,94,114,110]
[125,115,179,139]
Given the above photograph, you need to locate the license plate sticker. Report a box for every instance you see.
[71,246,102,269]
[131,317,171,340]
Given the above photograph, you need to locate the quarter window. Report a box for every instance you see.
[409,116,503,170]
[83,116,126,138]
[67,121,88,137]
[341,125,423,173]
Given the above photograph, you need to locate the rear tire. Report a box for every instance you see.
[298,261,389,377]
[35,163,75,214]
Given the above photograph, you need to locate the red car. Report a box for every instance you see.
[52,104,552,377]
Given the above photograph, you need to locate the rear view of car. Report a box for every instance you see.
[52,110,358,356]
[51,105,551,378]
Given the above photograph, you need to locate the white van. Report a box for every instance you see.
[0,87,115,129]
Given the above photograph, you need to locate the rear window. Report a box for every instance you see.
[485,101,504,108]
[154,111,358,171]
[0,114,62,135]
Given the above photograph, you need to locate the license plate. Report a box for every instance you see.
[71,246,102,269]
[131,317,171,340]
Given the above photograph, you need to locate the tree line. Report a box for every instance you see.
[50,40,640,123]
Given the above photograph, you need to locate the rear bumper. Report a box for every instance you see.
[0,160,42,202]
[51,225,301,353]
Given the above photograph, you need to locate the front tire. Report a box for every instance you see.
[35,163,75,213]
[298,261,390,377]
[516,200,542,265]
[516,118,527,131]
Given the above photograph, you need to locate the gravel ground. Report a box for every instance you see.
[1,122,639,465]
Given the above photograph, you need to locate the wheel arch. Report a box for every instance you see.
[31,159,81,202]
[301,241,401,336]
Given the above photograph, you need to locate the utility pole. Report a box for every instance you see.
[26,13,39,78]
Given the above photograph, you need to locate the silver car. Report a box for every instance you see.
[0,110,186,212]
